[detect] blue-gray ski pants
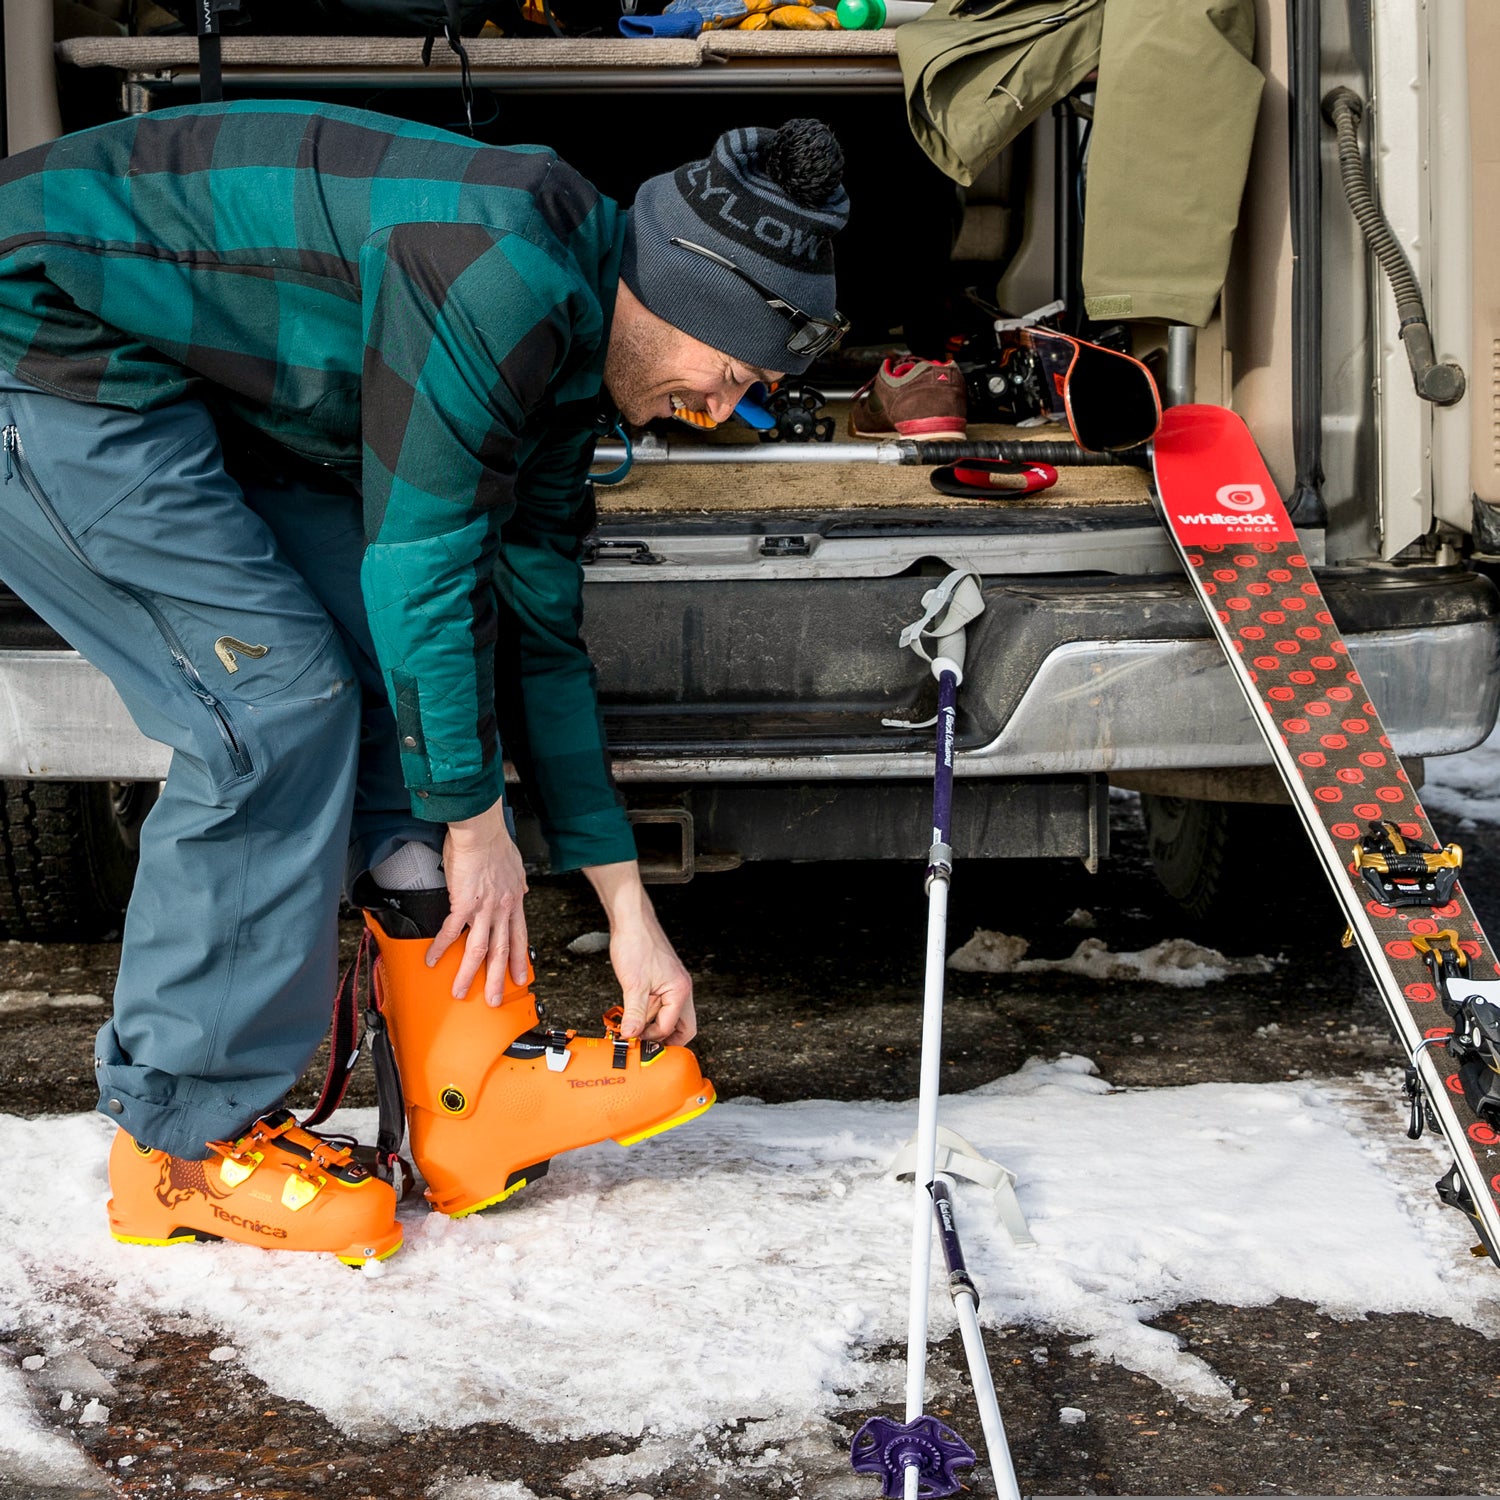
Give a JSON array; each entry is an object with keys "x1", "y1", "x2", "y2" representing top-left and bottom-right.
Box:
[{"x1": 0, "y1": 369, "x2": 438, "y2": 1159}]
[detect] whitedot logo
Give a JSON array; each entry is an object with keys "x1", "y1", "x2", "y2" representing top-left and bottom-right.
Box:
[{"x1": 1216, "y1": 482, "x2": 1266, "y2": 512}]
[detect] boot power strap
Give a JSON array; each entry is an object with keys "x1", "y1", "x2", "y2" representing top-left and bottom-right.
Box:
[{"x1": 301, "y1": 929, "x2": 372, "y2": 1130}]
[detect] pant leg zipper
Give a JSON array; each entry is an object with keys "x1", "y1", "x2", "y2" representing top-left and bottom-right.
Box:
[{"x1": 3, "y1": 422, "x2": 253, "y2": 779}]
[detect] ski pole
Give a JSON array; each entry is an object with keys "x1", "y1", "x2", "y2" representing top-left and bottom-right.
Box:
[
  {"x1": 931, "y1": 1175, "x2": 1022, "y2": 1500},
  {"x1": 590, "y1": 435, "x2": 1134, "y2": 469},
  {"x1": 851, "y1": 571, "x2": 990, "y2": 1500},
  {"x1": 901, "y1": 659, "x2": 961, "y2": 1500}
]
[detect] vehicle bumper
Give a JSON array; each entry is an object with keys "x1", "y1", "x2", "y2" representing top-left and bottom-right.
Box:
[{"x1": 0, "y1": 564, "x2": 1493, "y2": 784}]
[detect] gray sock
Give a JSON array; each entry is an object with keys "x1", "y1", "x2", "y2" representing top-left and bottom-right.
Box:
[{"x1": 371, "y1": 842, "x2": 444, "y2": 891}]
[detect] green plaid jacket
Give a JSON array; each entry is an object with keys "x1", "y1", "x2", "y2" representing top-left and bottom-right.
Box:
[{"x1": 0, "y1": 100, "x2": 636, "y2": 869}]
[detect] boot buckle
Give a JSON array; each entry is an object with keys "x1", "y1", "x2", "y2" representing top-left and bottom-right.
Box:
[
  {"x1": 216, "y1": 1150, "x2": 263, "y2": 1187},
  {"x1": 281, "y1": 1172, "x2": 324, "y2": 1211}
]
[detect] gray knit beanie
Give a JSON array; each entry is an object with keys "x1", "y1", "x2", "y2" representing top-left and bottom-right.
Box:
[{"x1": 622, "y1": 119, "x2": 850, "y2": 375}]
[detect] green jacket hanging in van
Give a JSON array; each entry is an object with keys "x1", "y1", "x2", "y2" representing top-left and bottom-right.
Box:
[{"x1": 897, "y1": 0, "x2": 1262, "y2": 327}]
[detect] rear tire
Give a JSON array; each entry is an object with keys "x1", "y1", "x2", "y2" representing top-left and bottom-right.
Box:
[
  {"x1": 0, "y1": 779, "x2": 157, "y2": 941},
  {"x1": 1140, "y1": 792, "x2": 1331, "y2": 939}
]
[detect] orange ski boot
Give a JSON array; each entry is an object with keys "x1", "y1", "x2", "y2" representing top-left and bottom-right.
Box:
[
  {"x1": 360, "y1": 892, "x2": 715, "y2": 1218},
  {"x1": 107, "y1": 1110, "x2": 403, "y2": 1265}
]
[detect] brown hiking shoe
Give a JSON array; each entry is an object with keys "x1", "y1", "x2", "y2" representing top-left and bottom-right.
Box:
[{"x1": 848, "y1": 358, "x2": 967, "y2": 442}]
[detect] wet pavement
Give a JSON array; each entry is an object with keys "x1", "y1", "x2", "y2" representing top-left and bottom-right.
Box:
[{"x1": 2, "y1": 796, "x2": 1498, "y2": 1498}]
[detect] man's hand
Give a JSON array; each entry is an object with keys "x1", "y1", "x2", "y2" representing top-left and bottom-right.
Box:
[
  {"x1": 584, "y1": 860, "x2": 696, "y2": 1045},
  {"x1": 428, "y1": 799, "x2": 530, "y2": 1004}
]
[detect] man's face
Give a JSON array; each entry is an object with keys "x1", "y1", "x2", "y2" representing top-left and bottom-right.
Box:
[{"x1": 605, "y1": 283, "x2": 784, "y2": 428}]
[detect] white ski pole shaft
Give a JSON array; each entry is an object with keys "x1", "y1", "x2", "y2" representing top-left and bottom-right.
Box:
[
  {"x1": 903, "y1": 666, "x2": 961, "y2": 1500},
  {"x1": 932, "y1": 1175, "x2": 1022, "y2": 1500},
  {"x1": 954, "y1": 1293, "x2": 1021, "y2": 1500},
  {"x1": 904, "y1": 872, "x2": 949, "y2": 1411}
]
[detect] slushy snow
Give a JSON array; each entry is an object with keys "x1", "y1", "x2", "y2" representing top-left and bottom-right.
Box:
[
  {"x1": 2, "y1": 722, "x2": 1498, "y2": 1487},
  {"x1": 2, "y1": 1056, "x2": 1497, "y2": 1473},
  {"x1": 946, "y1": 931, "x2": 1275, "y2": 984}
]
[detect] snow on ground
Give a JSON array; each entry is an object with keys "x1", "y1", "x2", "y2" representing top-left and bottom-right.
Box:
[
  {"x1": 1423, "y1": 713, "x2": 1500, "y2": 829},
  {"x1": 946, "y1": 932, "x2": 1275, "y2": 984},
  {"x1": 5, "y1": 691, "x2": 1498, "y2": 1487},
  {"x1": 2, "y1": 1057, "x2": 1497, "y2": 1475},
  {"x1": 428, "y1": 1481, "x2": 546, "y2": 1500},
  {"x1": 0, "y1": 1350, "x2": 103, "y2": 1491}
]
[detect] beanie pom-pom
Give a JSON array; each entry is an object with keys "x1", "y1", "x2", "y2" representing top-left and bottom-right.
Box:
[{"x1": 763, "y1": 119, "x2": 845, "y2": 209}]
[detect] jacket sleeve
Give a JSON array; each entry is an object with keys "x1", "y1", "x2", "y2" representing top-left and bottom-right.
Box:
[
  {"x1": 357, "y1": 218, "x2": 579, "y2": 824},
  {"x1": 494, "y1": 424, "x2": 638, "y2": 871}
]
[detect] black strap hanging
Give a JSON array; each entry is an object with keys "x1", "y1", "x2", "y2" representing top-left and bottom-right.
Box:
[
  {"x1": 195, "y1": 0, "x2": 245, "y2": 103},
  {"x1": 300, "y1": 923, "x2": 418, "y2": 1198},
  {"x1": 420, "y1": 0, "x2": 478, "y2": 134},
  {"x1": 365, "y1": 1001, "x2": 414, "y2": 1190},
  {"x1": 301, "y1": 927, "x2": 371, "y2": 1128}
]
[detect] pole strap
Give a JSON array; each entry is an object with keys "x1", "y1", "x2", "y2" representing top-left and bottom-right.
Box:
[
  {"x1": 897, "y1": 569, "x2": 986, "y2": 669},
  {"x1": 890, "y1": 1126, "x2": 1035, "y2": 1249},
  {"x1": 882, "y1": 569, "x2": 986, "y2": 729},
  {"x1": 300, "y1": 928, "x2": 371, "y2": 1129}
]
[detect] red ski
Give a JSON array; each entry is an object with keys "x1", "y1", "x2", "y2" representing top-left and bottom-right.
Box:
[{"x1": 1153, "y1": 403, "x2": 1500, "y2": 1264}]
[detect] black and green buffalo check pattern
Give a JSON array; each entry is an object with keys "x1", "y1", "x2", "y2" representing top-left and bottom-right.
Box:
[{"x1": 0, "y1": 100, "x2": 635, "y2": 866}]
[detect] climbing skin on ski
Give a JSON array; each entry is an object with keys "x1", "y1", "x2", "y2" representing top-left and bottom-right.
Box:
[{"x1": 1152, "y1": 403, "x2": 1500, "y2": 1264}]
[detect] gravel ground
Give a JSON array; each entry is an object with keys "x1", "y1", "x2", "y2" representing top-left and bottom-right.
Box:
[{"x1": 2, "y1": 798, "x2": 1498, "y2": 1498}]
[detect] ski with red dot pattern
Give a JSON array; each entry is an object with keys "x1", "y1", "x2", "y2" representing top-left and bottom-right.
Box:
[{"x1": 1154, "y1": 403, "x2": 1500, "y2": 1265}]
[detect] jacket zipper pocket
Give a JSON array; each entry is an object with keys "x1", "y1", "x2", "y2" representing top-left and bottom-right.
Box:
[{"x1": 3, "y1": 423, "x2": 254, "y2": 780}]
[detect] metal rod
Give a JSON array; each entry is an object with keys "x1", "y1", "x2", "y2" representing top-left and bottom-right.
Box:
[
  {"x1": 591, "y1": 436, "x2": 1133, "y2": 468},
  {"x1": 1164, "y1": 326, "x2": 1197, "y2": 408},
  {"x1": 903, "y1": 667, "x2": 959, "y2": 1497},
  {"x1": 1286, "y1": 0, "x2": 1327, "y2": 523},
  {"x1": 127, "y1": 63, "x2": 902, "y2": 96},
  {"x1": 1052, "y1": 102, "x2": 1082, "y2": 332},
  {"x1": 931, "y1": 1176, "x2": 1023, "y2": 1500},
  {"x1": 600, "y1": 438, "x2": 906, "y2": 465},
  {"x1": 1, "y1": 0, "x2": 9, "y2": 161},
  {"x1": 2, "y1": 0, "x2": 60, "y2": 150}
]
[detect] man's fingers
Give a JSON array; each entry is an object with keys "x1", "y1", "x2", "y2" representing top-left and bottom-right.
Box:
[
  {"x1": 433, "y1": 806, "x2": 529, "y2": 1002},
  {"x1": 660, "y1": 1017, "x2": 695, "y2": 1047},
  {"x1": 643, "y1": 995, "x2": 696, "y2": 1045},
  {"x1": 482, "y1": 909, "x2": 520, "y2": 1007},
  {"x1": 640, "y1": 995, "x2": 677, "y2": 1043},
  {"x1": 507, "y1": 906, "x2": 530, "y2": 988},
  {"x1": 477, "y1": 895, "x2": 523, "y2": 1005},
  {"x1": 425, "y1": 910, "x2": 469, "y2": 970},
  {"x1": 619, "y1": 986, "x2": 651, "y2": 1038},
  {"x1": 482, "y1": 926, "x2": 510, "y2": 1006},
  {"x1": 453, "y1": 920, "x2": 490, "y2": 1000},
  {"x1": 431, "y1": 906, "x2": 522, "y2": 1006}
]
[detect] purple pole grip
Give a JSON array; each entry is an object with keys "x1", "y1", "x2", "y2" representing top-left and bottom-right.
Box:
[{"x1": 930, "y1": 667, "x2": 959, "y2": 855}]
